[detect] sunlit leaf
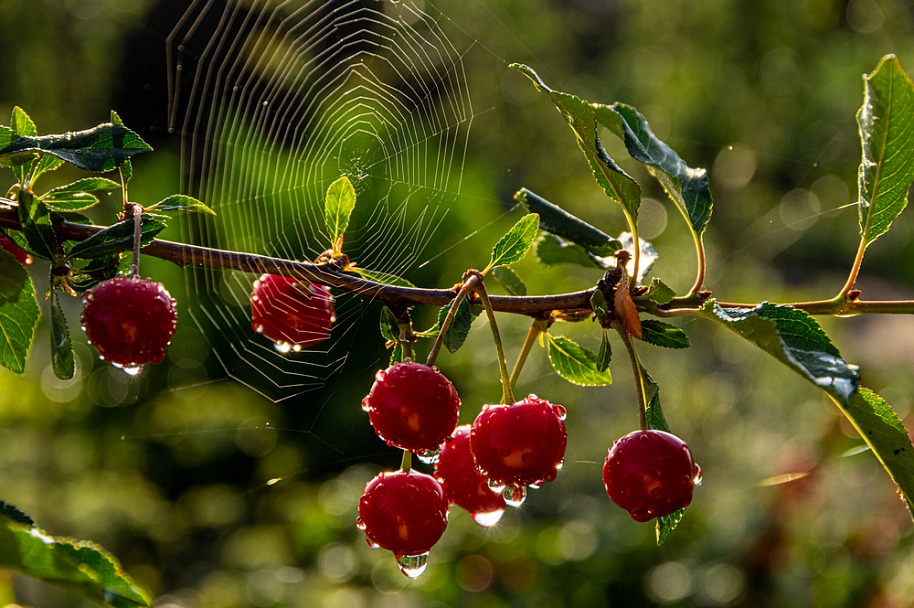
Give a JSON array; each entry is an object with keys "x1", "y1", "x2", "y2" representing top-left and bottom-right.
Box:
[
  {"x1": 347, "y1": 267, "x2": 415, "y2": 288},
  {"x1": 486, "y1": 213, "x2": 539, "y2": 271},
  {"x1": 515, "y1": 188, "x2": 620, "y2": 255},
  {"x1": 641, "y1": 278, "x2": 676, "y2": 306},
  {"x1": 0, "y1": 123, "x2": 152, "y2": 172},
  {"x1": 146, "y1": 193, "x2": 215, "y2": 215},
  {"x1": 50, "y1": 291, "x2": 74, "y2": 380},
  {"x1": 491, "y1": 265, "x2": 527, "y2": 296},
  {"x1": 546, "y1": 334, "x2": 612, "y2": 386},
  {"x1": 0, "y1": 247, "x2": 40, "y2": 374},
  {"x1": 535, "y1": 233, "x2": 604, "y2": 268},
  {"x1": 324, "y1": 176, "x2": 356, "y2": 251},
  {"x1": 640, "y1": 320, "x2": 690, "y2": 349},
  {"x1": 856, "y1": 55, "x2": 914, "y2": 246},
  {"x1": 66, "y1": 215, "x2": 166, "y2": 260},
  {"x1": 597, "y1": 329, "x2": 611, "y2": 371},
  {"x1": 17, "y1": 190, "x2": 56, "y2": 259},
  {"x1": 437, "y1": 298, "x2": 478, "y2": 354}
]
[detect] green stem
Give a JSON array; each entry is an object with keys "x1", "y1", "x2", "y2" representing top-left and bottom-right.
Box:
[
  {"x1": 473, "y1": 273, "x2": 514, "y2": 405},
  {"x1": 616, "y1": 322, "x2": 648, "y2": 430},
  {"x1": 509, "y1": 318, "x2": 548, "y2": 390},
  {"x1": 621, "y1": 208, "x2": 641, "y2": 284},
  {"x1": 129, "y1": 203, "x2": 142, "y2": 277},
  {"x1": 426, "y1": 274, "x2": 479, "y2": 367},
  {"x1": 400, "y1": 450, "x2": 412, "y2": 473},
  {"x1": 833, "y1": 236, "x2": 868, "y2": 304}
]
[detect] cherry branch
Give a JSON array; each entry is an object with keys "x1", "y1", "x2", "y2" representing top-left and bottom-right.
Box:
[{"x1": 4, "y1": 204, "x2": 914, "y2": 318}]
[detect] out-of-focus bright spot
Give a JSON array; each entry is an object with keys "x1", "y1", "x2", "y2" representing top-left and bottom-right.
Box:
[
  {"x1": 371, "y1": 559, "x2": 410, "y2": 594},
  {"x1": 41, "y1": 364, "x2": 82, "y2": 403},
  {"x1": 779, "y1": 189, "x2": 820, "y2": 231},
  {"x1": 700, "y1": 563, "x2": 745, "y2": 605},
  {"x1": 847, "y1": 0, "x2": 884, "y2": 33},
  {"x1": 758, "y1": 471, "x2": 811, "y2": 487},
  {"x1": 646, "y1": 561, "x2": 692, "y2": 603},
  {"x1": 235, "y1": 417, "x2": 277, "y2": 457},
  {"x1": 638, "y1": 197, "x2": 668, "y2": 241},
  {"x1": 266, "y1": 477, "x2": 282, "y2": 486},
  {"x1": 713, "y1": 145, "x2": 756, "y2": 191},
  {"x1": 324, "y1": 587, "x2": 367, "y2": 608},
  {"x1": 318, "y1": 543, "x2": 358, "y2": 581},
  {"x1": 319, "y1": 478, "x2": 357, "y2": 517},
  {"x1": 456, "y1": 554, "x2": 495, "y2": 592}
]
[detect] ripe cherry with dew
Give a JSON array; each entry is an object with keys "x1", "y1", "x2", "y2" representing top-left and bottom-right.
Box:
[
  {"x1": 435, "y1": 425, "x2": 507, "y2": 526},
  {"x1": 250, "y1": 273, "x2": 335, "y2": 353},
  {"x1": 81, "y1": 276, "x2": 178, "y2": 374},
  {"x1": 470, "y1": 394, "x2": 567, "y2": 506},
  {"x1": 603, "y1": 429, "x2": 702, "y2": 522},
  {"x1": 362, "y1": 361, "x2": 461, "y2": 457},
  {"x1": 0, "y1": 234, "x2": 32, "y2": 266},
  {"x1": 356, "y1": 469, "x2": 449, "y2": 578}
]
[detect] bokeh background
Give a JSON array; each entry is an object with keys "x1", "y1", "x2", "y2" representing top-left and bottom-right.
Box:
[{"x1": 2, "y1": 0, "x2": 914, "y2": 606}]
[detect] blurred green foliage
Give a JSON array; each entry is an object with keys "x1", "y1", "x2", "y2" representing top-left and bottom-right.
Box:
[{"x1": 2, "y1": 1, "x2": 914, "y2": 606}]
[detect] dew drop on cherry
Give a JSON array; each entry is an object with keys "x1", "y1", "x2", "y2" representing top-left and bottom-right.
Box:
[
  {"x1": 274, "y1": 341, "x2": 293, "y2": 354},
  {"x1": 115, "y1": 363, "x2": 143, "y2": 376},
  {"x1": 487, "y1": 479, "x2": 505, "y2": 494},
  {"x1": 416, "y1": 448, "x2": 440, "y2": 465},
  {"x1": 504, "y1": 485, "x2": 526, "y2": 507},
  {"x1": 397, "y1": 552, "x2": 429, "y2": 578},
  {"x1": 471, "y1": 509, "x2": 505, "y2": 527}
]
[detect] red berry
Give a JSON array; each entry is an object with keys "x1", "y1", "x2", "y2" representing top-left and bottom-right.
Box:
[
  {"x1": 602, "y1": 430, "x2": 701, "y2": 522},
  {"x1": 250, "y1": 274, "x2": 334, "y2": 352},
  {"x1": 356, "y1": 469, "x2": 449, "y2": 577},
  {"x1": 470, "y1": 395, "x2": 567, "y2": 504},
  {"x1": 81, "y1": 276, "x2": 178, "y2": 371},
  {"x1": 361, "y1": 362, "x2": 460, "y2": 454},
  {"x1": 0, "y1": 234, "x2": 31, "y2": 266},
  {"x1": 434, "y1": 425, "x2": 506, "y2": 526}
]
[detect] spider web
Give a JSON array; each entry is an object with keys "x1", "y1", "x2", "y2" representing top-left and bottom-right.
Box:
[{"x1": 166, "y1": 0, "x2": 475, "y2": 402}]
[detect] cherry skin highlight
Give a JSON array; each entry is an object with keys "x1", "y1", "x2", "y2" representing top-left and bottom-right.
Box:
[
  {"x1": 81, "y1": 276, "x2": 178, "y2": 369},
  {"x1": 356, "y1": 469, "x2": 449, "y2": 559},
  {"x1": 250, "y1": 273, "x2": 334, "y2": 351},
  {"x1": 362, "y1": 361, "x2": 460, "y2": 453},
  {"x1": 470, "y1": 395, "x2": 567, "y2": 490},
  {"x1": 603, "y1": 429, "x2": 701, "y2": 522},
  {"x1": 435, "y1": 425, "x2": 506, "y2": 526},
  {"x1": 0, "y1": 234, "x2": 31, "y2": 266}
]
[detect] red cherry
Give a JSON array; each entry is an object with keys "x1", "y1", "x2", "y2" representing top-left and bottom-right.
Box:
[
  {"x1": 356, "y1": 469, "x2": 449, "y2": 577},
  {"x1": 250, "y1": 273, "x2": 334, "y2": 351},
  {"x1": 434, "y1": 425, "x2": 506, "y2": 526},
  {"x1": 81, "y1": 276, "x2": 178, "y2": 371},
  {"x1": 0, "y1": 234, "x2": 32, "y2": 266},
  {"x1": 361, "y1": 362, "x2": 460, "y2": 454},
  {"x1": 470, "y1": 395, "x2": 567, "y2": 503},
  {"x1": 603, "y1": 430, "x2": 701, "y2": 522}
]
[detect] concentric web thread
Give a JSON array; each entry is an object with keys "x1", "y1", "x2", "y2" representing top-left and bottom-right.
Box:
[{"x1": 166, "y1": 0, "x2": 474, "y2": 402}]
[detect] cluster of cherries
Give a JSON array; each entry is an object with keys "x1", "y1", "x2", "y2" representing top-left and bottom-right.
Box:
[{"x1": 6, "y1": 228, "x2": 702, "y2": 578}]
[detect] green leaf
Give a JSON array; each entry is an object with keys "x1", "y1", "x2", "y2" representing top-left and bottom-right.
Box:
[
  {"x1": 535, "y1": 233, "x2": 604, "y2": 268},
  {"x1": 17, "y1": 189, "x2": 57, "y2": 259},
  {"x1": 110, "y1": 110, "x2": 125, "y2": 126},
  {"x1": 0, "y1": 247, "x2": 41, "y2": 374},
  {"x1": 590, "y1": 289, "x2": 609, "y2": 325},
  {"x1": 836, "y1": 388, "x2": 914, "y2": 516},
  {"x1": 50, "y1": 292, "x2": 74, "y2": 380},
  {"x1": 66, "y1": 216, "x2": 166, "y2": 260},
  {"x1": 641, "y1": 278, "x2": 677, "y2": 306},
  {"x1": 640, "y1": 320, "x2": 690, "y2": 349},
  {"x1": 0, "y1": 513, "x2": 151, "y2": 607},
  {"x1": 11, "y1": 107, "x2": 38, "y2": 185},
  {"x1": 856, "y1": 55, "x2": 914, "y2": 246},
  {"x1": 324, "y1": 176, "x2": 356, "y2": 248},
  {"x1": 491, "y1": 265, "x2": 527, "y2": 296},
  {"x1": 597, "y1": 329, "x2": 611, "y2": 371},
  {"x1": 32, "y1": 154, "x2": 65, "y2": 183},
  {"x1": 657, "y1": 510, "x2": 685, "y2": 545},
  {"x1": 594, "y1": 103, "x2": 713, "y2": 234},
  {"x1": 437, "y1": 299, "x2": 479, "y2": 354},
  {"x1": 67, "y1": 254, "x2": 121, "y2": 292},
  {"x1": 43, "y1": 191, "x2": 100, "y2": 212},
  {"x1": 515, "y1": 188, "x2": 621, "y2": 256},
  {"x1": 0, "y1": 123, "x2": 152, "y2": 172},
  {"x1": 146, "y1": 193, "x2": 216, "y2": 216},
  {"x1": 701, "y1": 301, "x2": 858, "y2": 404},
  {"x1": 347, "y1": 267, "x2": 415, "y2": 288},
  {"x1": 486, "y1": 213, "x2": 539, "y2": 271},
  {"x1": 379, "y1": 306, "x2": 399, "y2": 343},
  {"x1": 0, "y1": 501, "x2": 33, "y2": 526},
  {"x1": 512, "y1": 65, "x2": 642, "y2": 223},
  {"x1": 545, "y1": 334, "x2": 612, "y2": 386}
]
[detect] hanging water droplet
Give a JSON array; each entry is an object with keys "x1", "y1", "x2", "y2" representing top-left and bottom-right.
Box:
[
  {"x1": 416, "y1": 448, "x2": 440, "y2": 465},
  {"x1": 397, "y1": 552, "x2": 429, "y2": 578},
  {"x1": 504, "y1": 485, "x2": 526, "y2": 507},
  {"x1": 291, "y1": 344, "x2": 302, "y2": 352},
  {"x1": 361, "y1": 398, "x2": 372, "y2": 412},
  {"x1": 487, "y1": 479, "x2": 505, "y2": 494},
  {"x1": 375, "y1": 369, "x2": 387, "y2": 382},
  {"x1": 553, "y1": 405, "x2": 567, "y2": 420},
  {"x1": 115, "y1": 363, "x2": 143, "y2": 376},
  {"x1": 471, "y1": 509, "x2": 504, "y2": 527},
  {"x1": 528, "y1": 480, "x2": 543, "y2": 489},
  {"x1": 254, "y1": 324, "x2": 264, "y2": 333},
  {"x1": 693, "y1": 465, "x2": 703, "y2": 486},
  {"x1": 355, "y1": 517, "x2": 366, "y2": 530},
  {"x1": 274, "y1": 341, "x2": 293, "y2": 354}
]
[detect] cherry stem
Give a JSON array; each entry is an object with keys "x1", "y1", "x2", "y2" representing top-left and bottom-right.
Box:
[
  {"x1": 400, "y1": 449, "x2": 412, "y2": 473},
  {"x1": 129, "y1": 203, "x2": 142, "y2": 277},
  {"x1": 509, "y1": 318, "x2": 548, "y2": 390},
  {"x1": 616, "y1": 321, "x2": 648, "y2": 431},
  {"x1": 426, "y1": 273, "x2": 479, "y2": 367},
  {"x1": 472, "y1": 272, "x2": 514, "y2": 405}
]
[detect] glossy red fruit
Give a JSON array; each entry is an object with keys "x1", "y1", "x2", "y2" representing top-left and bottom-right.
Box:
[
  {"x1": 0, "y1": 234, "x2": 31, "y2": 266},
  {"x1": 356, "y1": 469, "x2": 449, "y2": 577},
  {"x1": 250, "y1": 273, "x2": 334, "y2": 352},
  {"x1": 435, "y1": 425, "x2": 506, "y2": 526},
  {"x1": 362, "y1": 362, "x2": 460, "y2": 453},
  {"x1": 81, "y1": 276, "x2": 178, "y2": 371},
  {"x1": 603, "y1": 429, "x2": 701, "y2": 522},
  {"x1": 470, "y1": 395, "x2": 567, "y2": 498}
]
